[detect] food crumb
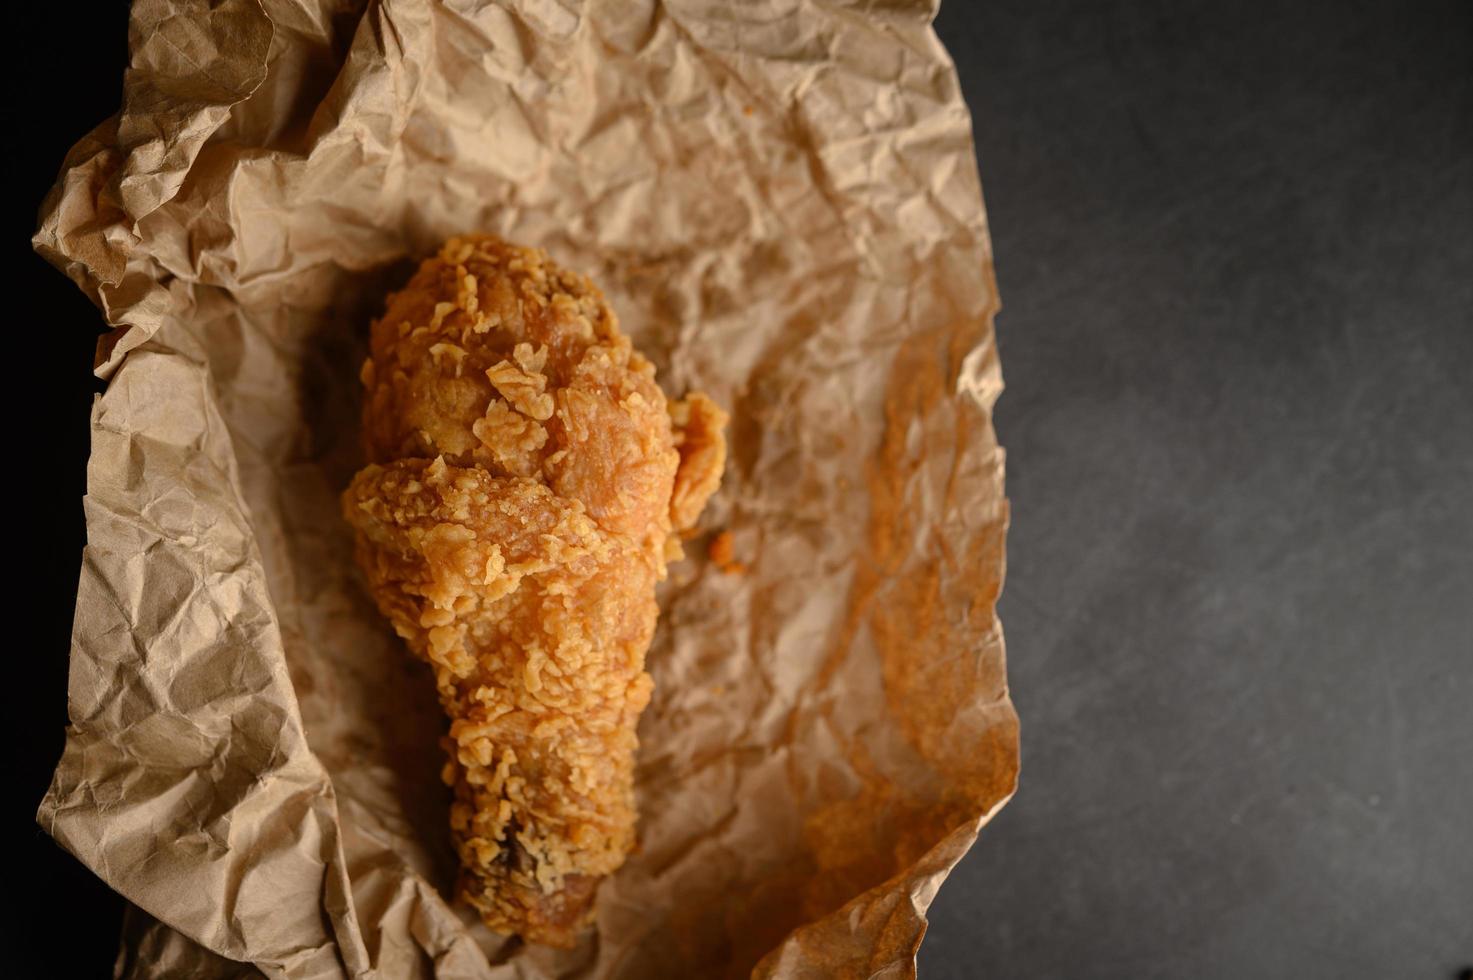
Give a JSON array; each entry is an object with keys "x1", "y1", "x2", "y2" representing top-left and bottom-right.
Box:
[{"x1": 708, "y1": 530, "x2": 746, "y2": 575}]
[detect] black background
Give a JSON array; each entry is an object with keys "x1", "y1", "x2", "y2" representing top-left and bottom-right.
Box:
[{"x1": 6, "y1": 1, "x2": 1470, "y2": 977}]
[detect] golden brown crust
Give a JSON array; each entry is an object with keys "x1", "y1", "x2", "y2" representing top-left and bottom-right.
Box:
[
  {"x1": 669, "y1": 392, "x2": 730, "y2": 534},
  {"x1": 343, "y1": 236, "x2": 725, "y2": 947}
]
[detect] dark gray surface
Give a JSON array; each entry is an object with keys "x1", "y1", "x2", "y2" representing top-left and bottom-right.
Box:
[
  {"x1": 922, "y1": 2, "x2": 1472, "y2": 978},
  {"x1": 8, "y1": 2, "x2": 1470, "y2": 977}
]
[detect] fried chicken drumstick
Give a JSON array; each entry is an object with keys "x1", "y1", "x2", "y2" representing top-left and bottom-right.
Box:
[{"x1": 342, "y1": 236, "x2": 726, "y2": 947}]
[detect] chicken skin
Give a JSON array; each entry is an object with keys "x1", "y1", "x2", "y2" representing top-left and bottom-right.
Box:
[{"x1": 342, "y1": 236, "x2": 726, "y2": 946}]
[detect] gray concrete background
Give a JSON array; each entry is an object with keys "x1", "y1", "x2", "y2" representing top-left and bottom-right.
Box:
[{"x1": 921, "y1": 2, "x2": 1472, "y2": 977}]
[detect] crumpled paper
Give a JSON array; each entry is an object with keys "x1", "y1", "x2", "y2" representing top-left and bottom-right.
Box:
[{"x1": 34, "y1": 0, "x2": 1018, "y2": 976}]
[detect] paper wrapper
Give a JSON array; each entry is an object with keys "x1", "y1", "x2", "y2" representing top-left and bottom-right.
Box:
[{"x1": 35, "y1": 0, "x2": 1017, "y2": 976}]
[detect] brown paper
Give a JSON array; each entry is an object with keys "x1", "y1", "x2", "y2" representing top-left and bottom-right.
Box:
[{"x1": 35, "y1": 0, "x2": 1018, "y2": 976}]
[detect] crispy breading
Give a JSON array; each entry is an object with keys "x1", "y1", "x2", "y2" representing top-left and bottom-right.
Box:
[{"x1": 343, "y1": 236, "x2": 726, "y2": 947}]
